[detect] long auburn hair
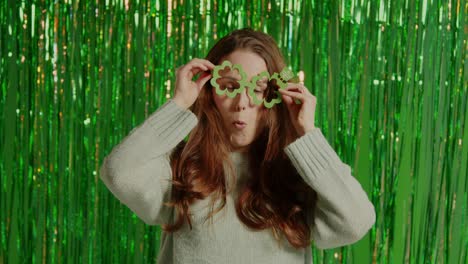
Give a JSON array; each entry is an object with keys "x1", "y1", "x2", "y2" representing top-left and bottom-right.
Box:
[{"x1": 161, "y1": 28, "x2": 318, "y2": 249}]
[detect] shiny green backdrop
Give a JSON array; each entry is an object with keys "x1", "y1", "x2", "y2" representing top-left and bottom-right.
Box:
[{"x1": 1, "y1": 0, "x2": 466, "y2": 263}]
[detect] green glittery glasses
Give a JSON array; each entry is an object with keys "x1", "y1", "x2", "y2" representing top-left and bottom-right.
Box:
[{"x1": 210, "y1": 60, "x2": 301, "y2": 108}]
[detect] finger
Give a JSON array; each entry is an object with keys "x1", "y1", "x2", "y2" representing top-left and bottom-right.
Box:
[
  {"x1": 279, "y1": 89, "x2": 305, "y2": 104},
  {"x1": 180, "y1": 62, "x2": 208, "y2": 79},
  {"x1": 283, "y1": 87, "x2": 304, "y2": 96},
  {"x1": 195, "y1": 72, "x2": 212, "y2": 88},
  {"x1": 190, "y1": 68, "x2": 207, "y2": 79},
  {"x1": 285, "y1": 83, "x2": 312, "y2": 95},
  {"x1": 281, "y1": 94, "x2": 294, "y2": 105},
  {"x1": 180, "y1": 59, "x2": 215, "y2": 79},
  {"x1": 190, "y1": 60, "x2": 216, "y2": 81},
  {"x1": 190, "y1": 58, "x2": 216, "y2": 70},
  {"x1": 278, "y1": 89, "x2": 306, "y2": 99},
  {"x1": 190, "y1": 62, "x2": 209, "y2": 74},
  {"x1": 286, "y1": 82, "x2": 304, "y2": 89}
]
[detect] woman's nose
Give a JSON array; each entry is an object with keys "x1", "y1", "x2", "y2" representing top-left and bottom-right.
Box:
[{"x1": 234, "y1": 88, "x2": 252, "y2": 109}]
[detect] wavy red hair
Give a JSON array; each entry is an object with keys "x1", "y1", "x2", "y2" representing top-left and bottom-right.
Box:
[{"x1": 161, "y1": 28, "x2": 318, "y2": 249}]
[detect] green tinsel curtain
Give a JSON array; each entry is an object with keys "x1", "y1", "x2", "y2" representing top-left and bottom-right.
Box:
[{"x1": 1, "y1": 0, "x2": 466, "y2": 263}]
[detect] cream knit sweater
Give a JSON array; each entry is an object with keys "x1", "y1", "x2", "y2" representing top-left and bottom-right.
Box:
[{"x1": 99, "y1": 99, "x2": 376, "y2": 264}]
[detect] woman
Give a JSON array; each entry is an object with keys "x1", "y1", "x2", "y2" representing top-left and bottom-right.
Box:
[{"x1": 99, "y1": 28, "x2": 375, "y2": 264}]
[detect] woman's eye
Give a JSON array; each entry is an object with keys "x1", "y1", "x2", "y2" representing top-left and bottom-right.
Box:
[
  {"x1": 254, "y1": 90, "x2": 263, "y2": 93},
  {"x1": 221, "y1": 84, "x2": 236, "y2": 91}
]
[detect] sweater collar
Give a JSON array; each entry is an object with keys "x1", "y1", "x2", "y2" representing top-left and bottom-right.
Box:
[
  {"x1": 229, "y1": 151, "x2": 249, "y2": 166},
  {"x1": 226, "y1": 152, "x2": 250, "y2": 192}
]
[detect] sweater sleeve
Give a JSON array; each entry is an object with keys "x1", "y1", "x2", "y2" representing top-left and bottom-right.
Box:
[
  {"x1": 283, "y1": 127, "x2": 376, "y2": 249},
  {"x1": 99, "y1": 99, "x2": 198, "y2": 225}
]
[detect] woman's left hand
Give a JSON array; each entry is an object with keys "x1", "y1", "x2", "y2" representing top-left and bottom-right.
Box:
[{"x1": 278, "y1": 83, "x2": 317, "y2": 137}]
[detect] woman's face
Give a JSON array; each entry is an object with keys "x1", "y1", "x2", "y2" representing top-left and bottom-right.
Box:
[{"x1": 212, "y1": 49, "x2": 267, "y2": 153}]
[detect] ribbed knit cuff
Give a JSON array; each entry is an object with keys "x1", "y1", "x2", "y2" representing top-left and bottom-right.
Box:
[
  {"x1": 284, "y1": 128, "x2": 343, "y2": 184},
  {"x1": 146, "y1": 99, "x2": 198, "y2": 147}
]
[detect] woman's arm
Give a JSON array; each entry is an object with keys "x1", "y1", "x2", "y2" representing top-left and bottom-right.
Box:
[
  {"x1": 284, "y1": 128, "x2": 376, "y2": 249},
  {"x1": 99, "y1": 99, "x2": 198, "y2": 225}
]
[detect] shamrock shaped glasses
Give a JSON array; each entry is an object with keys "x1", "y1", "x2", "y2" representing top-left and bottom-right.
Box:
[{"x1": 210, "y1": 60, "x2": 299, "y2": 108}]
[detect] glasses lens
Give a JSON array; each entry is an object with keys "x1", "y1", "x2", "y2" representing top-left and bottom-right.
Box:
[{"x1": 215, "y1": 66, "x2": 242, "y2": 92}]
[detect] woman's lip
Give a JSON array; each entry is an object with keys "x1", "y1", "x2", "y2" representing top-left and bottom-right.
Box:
[{"x1": 233, "y1": 122, "x2": 247, "y2": 129}]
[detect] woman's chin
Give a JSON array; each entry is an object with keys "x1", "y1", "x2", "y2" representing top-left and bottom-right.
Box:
[{"x1": 229, "y1": 138, "x2": 252, "y2": 152}]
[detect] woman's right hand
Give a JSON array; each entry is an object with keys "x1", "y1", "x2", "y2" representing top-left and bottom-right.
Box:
[{"x1": 173, "y1": 58, "x2": 215, "y2": 109}]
